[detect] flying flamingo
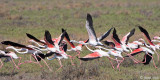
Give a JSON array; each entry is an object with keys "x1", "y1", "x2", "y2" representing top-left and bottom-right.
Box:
[
  {"x1": 0, "y1": 50, "x2": 21, "y2": 69},
  {"x1": 1, "y1": 41, "x2": 52, "y2": 71},
  {"x1": 72, "y1": 13, "x2": 113, "y2": 47},
  {"x1": 79, "y1": 44, "x2": 124, "y2": 71},
  {"x1": 44, "y1": 30, "x2": 75, "y2": 71},
  {"x1": 138, "y1": 26, "x2": 159, "y2": 61},
  {"x1": 125, "y1": 47, "x2": 157, "y2": 68},
  {"x1": 26, "y1": 33, "x2": 47, "y2": 49},
  {"x1": 111, "y1": 28, "x2": 146, "y2": 64}
]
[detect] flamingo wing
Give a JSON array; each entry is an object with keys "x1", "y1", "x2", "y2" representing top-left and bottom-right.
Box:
[
  {"x1": 26, "y1": 33, "x2": 46, "y2": 45},
  {"x1": 98, "y1": 27, "x2": 113, "y2": 41},
  {"x1": 44, "y1": 30, "x2": 54, "y2": 45},
  {"x1": 79, "y1": 52, "x2": 100, "y2": 61},
  {"x1": 121, "y1": 28, "x2": 135, "y2": 45},
  {"x1": 62, "y1": 28, "x2": 75, "y2": 48},
  {"x1": 125, "y1": 48, "x2": 143, "y2": 57},
  {"x1": 112, "y1": 28, "x2": 121, "y2": 47},
  {"x1": 142, "y1": 53, "x2": 152, "y2": 65},
  {"x1": 138, "y1": 26, "x2": 154, "y2": 46},
  {"x1": 86, "y1": 13, "x2": 98, "y2": 43},
  {"x1": 56, "y1": 31, "x2": 66, "y2": 45},
  {"x1": 1, "y1": 41, "x2": 32, "y2": 50},
  {"x1": 102, "y1": 41, "x2": 115, "y2": 47}
]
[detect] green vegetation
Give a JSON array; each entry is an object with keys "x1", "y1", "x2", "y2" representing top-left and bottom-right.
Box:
[{"x1": 0, "y1": 0, "x2": 160, "y2": 80}]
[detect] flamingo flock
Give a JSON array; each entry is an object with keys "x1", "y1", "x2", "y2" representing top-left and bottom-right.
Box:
[{"x1": 0, "y1": 13, "x2": 160, "y2": 71}]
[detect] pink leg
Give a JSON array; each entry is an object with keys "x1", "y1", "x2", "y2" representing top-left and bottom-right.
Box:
[
  {"x1": 32, "y1": 55, "x2": 43, "y2": 67},
  {"x1": 9, "y1": 56, "x2": 20, "y2": 69},
  {"x1": 147, "y1": 53, "x2": 158, "y2": 69},
  {"x1": 155, "y1": 51, "x2": 159, "y2": 62},
  {"x1": 37, "y1": 56, "x2": 52, "y2": 71},
  {"x1": 125, "y1": 52, "x2": 145, "y2": 63},
  {"x1": 108, "y1": 58, "x2": 115, "y2": 69},
  {"x1": 18, "y1": 57, "x2": 25, "y2": 65},
  {"x1": 24, "y1": 55, "x2": 34, "y2": 63},
  {"x1": 68, "y1": 55, "x2": 75, "y2": 65},
  {"x1": 57, "y1": 59, "x2": 63, "y2": 71},
  {"x1": 117, "y1": 58, "x2": 124, "y2": 71},
  {"x1": 0, "y1": 59, "x2": 3, "y2": 69},
  {"x1": 76, "y1": 51, "x2": 82, "y2": 64}
]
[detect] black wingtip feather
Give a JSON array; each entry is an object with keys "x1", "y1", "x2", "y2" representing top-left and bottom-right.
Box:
[
  {"x1": 138, "y1": 26, "x2": 152, "y2": 41},
  {"x1": 1, "y1": 41, "x2": 27, "y2": 48},
  {"x1": 112, "y1": 28, "x2": 121, "y2": 44},
  {"x1": 142, "y1": 53, "x2": 152, "y2": 65},
  {"x1": 79, "y1": 57, "x2": 100, "y2": 61},
  {"x1": 45, "y1": 30, "x2": 54, "y2": 45},
  {"x1": 87, "y1": 13, "x2": 93, "y2": 27}
]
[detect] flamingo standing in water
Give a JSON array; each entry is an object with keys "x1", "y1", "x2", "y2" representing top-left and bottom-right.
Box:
[
  {"x1": 0, "y1": 50, "x2": 21, "y2": 69},
  {"x1": 1, "y1": 41, "x2": 52, "y2": 71}
]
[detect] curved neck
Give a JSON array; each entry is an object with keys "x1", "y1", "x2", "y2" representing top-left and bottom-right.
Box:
[
  {"x1": 84, "y1": 44, "x2": 94, "y2": 52},
  {"x1": 9, "y1": 47, "x2": 28, "y2": 54},
  {"x1": 31, "y1": 40, "x2": 46, "y2": 48}
]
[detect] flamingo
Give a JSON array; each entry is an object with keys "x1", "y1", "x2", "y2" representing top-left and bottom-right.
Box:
[
  {"x1": 72, "y1": 14, "x2": 113, "y2": 47},
  {"x1": 1, "y1": 41, "x2": 52, "y2": 71},
  {"x1": 125, "y1": 47, "x2": 157, "y2": 68},
  {"x1": 0, "y1": 50, "x2": 21, "y2": 69},
  {"x1": 138, "y1": 26, "x2": 159, "y2": 61},
  {"x1": 79, "y1": 44, "x2": 124, "y2": 71},
  {"x1": 111, "y1": 28, "x2": 146, "y2": 64},
  {"x1": 44, "y1": 30, "x2": 75, "y2": 71}
]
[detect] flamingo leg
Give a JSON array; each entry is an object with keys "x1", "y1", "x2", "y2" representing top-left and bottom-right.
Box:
[
  {"x1": 24, "y1": 55, "x2": 34, "y2": 63},
  {"x1": 108, "y1": 58, "x2": 115, "y2": 69},
  {"x1": 146, "y1": 53, "x2": 158, "y2": 69},
  {"x1": 32, "y1": 55, "x2": 43, "y2": 67},
  {"x1": 75, "y1": 51, "x2": 82, "y2": 64},
  {"x1": 68, "y1": 55, "x2": 75, "y2": 65},
  {"x1": 17, "y1": 57, "x2": 24, "y2": 65},
  {"x1": 9, "y1": 56, "x2": 20, "y2": 69},
  {"x1": 117, "y1": 58, "x2": 124, "y2": 71},
  {"x1": 0, "y1": 59, "x2": 3, "y2": 69},
  {"x1": 124, "y1": 52, "x2": 139, "y2": 63},
  {"x1": 125, "y1": 52, "x2": 146, "y2": 63},
  {"x1": 154, "y1": 50, "x2": 159, "y2": 62},
  {"x1": 37, "y1": 55, "x2": 52, "y2": 71},
  {"x1": 57, "y1": 59, "x2": 63, "y2": 71}
]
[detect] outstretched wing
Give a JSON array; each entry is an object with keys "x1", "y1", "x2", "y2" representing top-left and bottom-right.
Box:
[
  {"x1": 79, "y1": 52, "x2": 100, "y2": 61},
  {"x1": 138, "y1": 26, "x2": 154, "y2": 46},
  {"x1": 44, "y1": 30, "x2": 54, "y2": 48},
  {"x1": 98, "y1": 27, "x2": 113, "y2": 41},
  {"x1": 57, "y1": 31, "x2": 66, "y2": 45},
  {"x1": 26, "y1": 33, "x2": 46, "y2": 45},
  {"x1": 86, "y1": 13, "x2": 98, "y2": 43},
  {"x1": 1, "y1": 41, "x2": 32, "y2": 50},
  {"x1": 62, "y1": 28, "x2": 75, "y2": 48},
  {"x1": 142, "y1": 53, "x2": 152, "y2": 65},
  {"x1": 112, "y1": 28, "x2": 121, "y2": 47},
  {"x1": 125, "y1": 48, "x2": 143, "y2": 57},
  {"x1": 121, "y1": 28, "x2": 135, "y2": 45}
]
